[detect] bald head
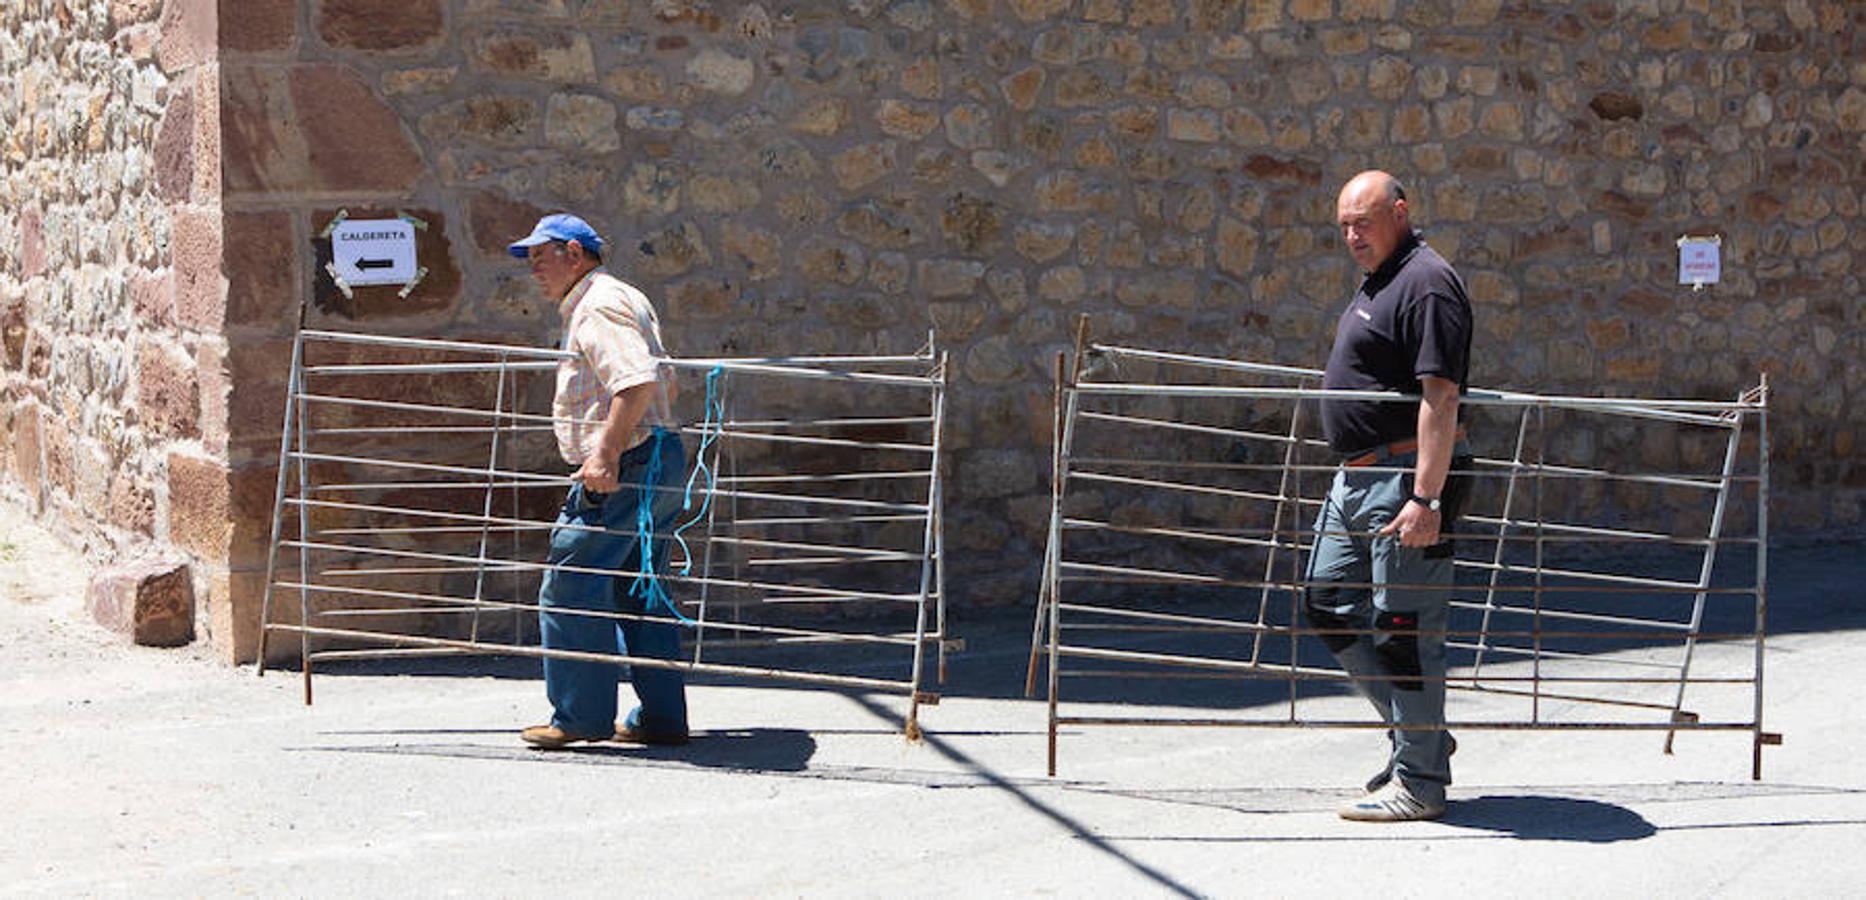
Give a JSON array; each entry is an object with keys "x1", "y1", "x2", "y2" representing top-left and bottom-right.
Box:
[{"x1": 1336, "y1": 170, "x2": 1412, "y2": 272}]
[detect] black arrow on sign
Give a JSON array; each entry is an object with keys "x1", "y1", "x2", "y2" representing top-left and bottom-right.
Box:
[{"x1": 355, "y1": 258, "x2": 396, "y2": 270}]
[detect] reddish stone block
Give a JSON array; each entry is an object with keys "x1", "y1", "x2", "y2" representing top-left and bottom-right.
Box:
[
  {"x1": 20, "y1": 209, "x2": 44, "y2": 280},
  {"x1": 10, "y1": 405, "x2": 40, "y2": 491},
  {"x1": 290, "y1": 66, "x2": 425, "y2": 192},
  {"x1": 172, "y1": 206, "x2": 224, "y2": 331},
  {"x1": 466, "y1": 190, "x2": 547, "y2": 257},
  {"x1": 131, "y1": 269, "x2": 176, "y2": 328},
  {"x1": 317, "y1": 0, "x2": 444, "y2": 51},
  {"x1": 169, "y1": 451, "x2": 232, "y2": 562},
  {"x1": 224, "y1": 64, "x2": 424, "y2": 196},
  {"x1": 228, "y1": 461, "x2": 283, "y2": 570},
  {"x1": 86, "y1": 559, "x2": 196, "y2": 647},
  {"x1": 0, "y1": 300, "x2": 24, "y2": 369},
  {"x1": 139, "y1": 341, "x2": 202, "y2": 438},
  {"x1": 41, "y1": 416, "x2": 74, "y2": 497},
  {"x1": 197, "y1": 340, "x2": 229, "y2": 457},
  {"x1": 109, "y1": 475, "x2": 157, "y2": 536},
  {"x1": 153, "y1": 84, "x2": 195, "y2": 202},
  {"x1": 224, "y1": 336, "x2": 293, "y2": 458},
  {"x1": 158, "y1": 0, "x2": 217, "y2": 74},
  {"x1": 221, "y1": 0, "x2": 296, "y2": 52},
  {"x1": 112, "y1": 0, "x2": 164, "y2": 27},
  {"x1": 224, "y1": 210, "x2": 295, "y2": 330}
]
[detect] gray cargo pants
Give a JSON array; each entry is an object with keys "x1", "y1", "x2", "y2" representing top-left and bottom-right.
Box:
[{"x1": 1302, "y1": 445, "x2": 1468, "y2": 804}]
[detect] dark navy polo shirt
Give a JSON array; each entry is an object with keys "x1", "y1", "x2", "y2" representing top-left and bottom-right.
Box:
[{"x1": 1320, "y1": 230, "x2": 1473, "y2": 454}]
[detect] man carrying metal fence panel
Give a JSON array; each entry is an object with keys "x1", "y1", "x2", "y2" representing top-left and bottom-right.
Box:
[
  {"x1": 1306, "y1": 171, "x2": 1475, "y2": 821},
  {"x1": 509, "y1": 213, "x2": 691, "y2": 749}
]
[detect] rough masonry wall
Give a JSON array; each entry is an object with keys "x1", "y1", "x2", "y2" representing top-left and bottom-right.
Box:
[
  {"x1": 0, "y1": 0, "x2": 223, "y2": 642},
  {"x1": 209, "y1": 0, "x2": 1865, "y2": 660}
]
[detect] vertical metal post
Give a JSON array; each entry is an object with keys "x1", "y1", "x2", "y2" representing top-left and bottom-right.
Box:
[
  {"x1": 1752, "y1": 375, "x2": 1770, "y2": 780},
  {"x1": 930, "y1": 353, "x2": 951, "y2": 684},
  {"x1": 1662, "y1": 398, "x2": 1745, "y2": 753},
  {"x1": 904, "y1": 358, "x2": 947, "y2": 739},
  {"x1": 255, "y1": 326, "x2": 308, "y2": 674},
  {"x1": 296, "y1": 347, "x2": 315, "y2": 706},
  {"x1": 1471, "y1": 407, "x2": 1533, "y2": 682},
  {"x1": 1026, "y1": 316, "x2": 1092, "y2": 696},
  {"x1": 1250, "y1": 378, "x2": 1309, "y2": 666},
  {"x1": 1530, "y1": 402, "x2": 1546, "y2": 723},
  {"x1": 1046, "y1": 350, "x2": 1068, "y2": 777},
  {"x1": 469, "y1": 353, "x2": 512, "y2": 642}
]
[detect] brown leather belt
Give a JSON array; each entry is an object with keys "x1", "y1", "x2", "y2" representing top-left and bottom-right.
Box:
[{"x1": 1341, "y1": 427, "x2": 1467, "y2": 468}]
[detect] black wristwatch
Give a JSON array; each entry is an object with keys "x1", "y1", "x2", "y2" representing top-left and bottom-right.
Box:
[{"x1": 1409, "y1": 493, "x2": 1441, "y2": 512}]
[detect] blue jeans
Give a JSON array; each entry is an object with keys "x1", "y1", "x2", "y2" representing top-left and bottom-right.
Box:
[
  {"x1": 1303, "y1": 446, "x2": 1468, "y2": 803},
  {"x1": 539, "y1": 433, "x2": 689, "y2": 739}
]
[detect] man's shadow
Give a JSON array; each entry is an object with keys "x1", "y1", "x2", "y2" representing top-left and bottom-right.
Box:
[
  {"x1": 316, "y1": 726, "x2": 818, "y2": 774},
  {"x1": 1441, "y1": 794, "x2": 1656, "y2": 842}
]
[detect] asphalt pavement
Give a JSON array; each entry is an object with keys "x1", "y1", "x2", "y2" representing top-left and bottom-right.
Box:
[{"x1": 3, "y1": 502, "x2": 1864, "y2": 897}]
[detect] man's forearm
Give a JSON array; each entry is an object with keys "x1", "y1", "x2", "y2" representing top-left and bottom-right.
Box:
[
  {"x1": 1413, "y1": 377, "x2": 1460, "y2": 498},
  {"x1": 592, "y1": 382, "x2": 656, "y2": 462}
]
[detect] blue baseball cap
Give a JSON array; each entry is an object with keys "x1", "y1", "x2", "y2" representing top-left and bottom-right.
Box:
[{"x1": 507, "y1": 213, "x2": 605, "y2": 258}]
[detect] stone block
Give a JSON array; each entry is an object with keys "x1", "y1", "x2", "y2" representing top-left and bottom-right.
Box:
[
  {"x1": 546, "y1": 94, "x2": 620, "y2": 152},
  {"x1": 831, "y1": 142, "x2": 897, "y2": 191},
  {"x1": 172, "y1": 207, "x2": 223, "y2": 331},
  {"x1": 687, "y1": 175, "x2": 761, "y2": 214},
  {"x1": 153, "y1": 84, "x2": 195, "y2": 201},
  {"x1": 790, "y1": 97, "x2": 851, "y2": 136},
  {"x1": 317, "y1": 0, "x2": 444, "y2": 51},
  {"x1": 1013, "y1": 221, "x2": 1076, "y2": 263},
  {"x1": 41, "y1": 417, "x2": 74, "y2": 499},
  {"x1": 139, "y1": 340, "x2": 201, "y2": 438},
  {"x1": 20, "y1": 209, "x2": 44, "y2": 280},
  {"x1": 471, "y1": 30, "x2": 595, "y2": 81},
  {"x1": 466, "y1": 191, "x2": 546, "y2": 258},
  {"x1": 686, "y1": 48, "x2": 754, "y2": 95},
  {"x1": 86, "y1": 559, "x2": 195, "y2": 647},
  {"x1": 109, "y1": 473, "x2": 157, "y2": 536},
  {"x1": 157, "y1": 0, "x2": 215, "y2": 73},
  {"x1": 11, "y1": 406, "x2": 41, "y2": 495},
  {"x1": 222, "y1": 0, "x2": 295, "y2": 52},
  {"x1": 169, "y1": 450, "x2": 232, "y2": 562},
  {"x1": 111, "y1": 0, "x2": 162, "y2": 27},
  {"x1": 131, "y1": 269, "x2": 176, "y2": 329},
  {"x1": 420, "y1": 95, "x2": 537, "y2": 147},
  {"x1": 719, "y1": 223, "x2": 782, "y2": 281},
  {"x1": 223, "y1": 211, "x2": 294, "y2": 329},
  {"x1": 628, "y1": 222, "x2": 710, "y2": 278},
  {"x1": 1000, "y1": 67, "x2": 1044, "y2": 111},
  {"x1": 876, "y1": 100, "x2": 939, "y2": 139},
  {"x1": 941, "y1": 193, "x2": 1003, "y2": 254},
  {"x1": 944, "y1": 104, "x2": 995, "y2": 149},
  {"x1": 224, "y1": 65, "x2": 426, "y2": 196},
  {"x1": 799, "y1": 238, "x2": 867, "y2": 286},
  {"x1": 919, "y1": 259, "x2": 986, "y2": 299}
]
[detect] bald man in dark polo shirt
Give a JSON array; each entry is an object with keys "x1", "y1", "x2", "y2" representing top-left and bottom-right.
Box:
[{"x1": 1306, "y1": 170, "x2": 1474, "y2": 822}]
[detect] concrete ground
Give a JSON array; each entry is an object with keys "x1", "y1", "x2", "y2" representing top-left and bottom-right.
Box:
[{"x1": 4, "y1": 501, "x2": 1865, "y2": 897}]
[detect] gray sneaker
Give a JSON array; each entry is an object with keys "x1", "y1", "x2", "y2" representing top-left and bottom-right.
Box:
[
  {"x1": 1365, "y1": 732, "x2": 1457, "y2": 794},
  {"x1": 1340, "y1": 779, "x2": 1446, "y2": 822}
]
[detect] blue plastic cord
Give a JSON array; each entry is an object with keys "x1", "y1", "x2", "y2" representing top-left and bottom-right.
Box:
[
  {"x1": 670, "y1": 365, "x2": 726, "y2": 574},
  {"x1": 627, "y1": 428, "x2": 691, "y2": 623}
]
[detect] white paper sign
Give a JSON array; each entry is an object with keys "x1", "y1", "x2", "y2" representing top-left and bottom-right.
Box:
[
  {"x1": 331, "y1": 219, "x2": 418, "y2": 287},
  {"x1": 1677, "y1": 235, "x2": 1721, "y2": 286}
]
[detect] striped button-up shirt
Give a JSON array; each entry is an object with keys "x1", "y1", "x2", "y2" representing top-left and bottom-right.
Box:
[{"x1": 552, "y1": 268, "x2": 674, "y2": 466}]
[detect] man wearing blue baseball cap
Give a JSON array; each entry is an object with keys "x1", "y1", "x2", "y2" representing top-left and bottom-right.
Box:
[{"x1": 509, "y1": 213, "x2": 692, "y2": 749}]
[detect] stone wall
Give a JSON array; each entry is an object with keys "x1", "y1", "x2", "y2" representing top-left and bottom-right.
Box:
[
  {"x1": 13, "y1": 0, "x2": 1866, "y2": 663},
  {"x1": 0, "y1": 0, "x2": 223, "y2": 643}
]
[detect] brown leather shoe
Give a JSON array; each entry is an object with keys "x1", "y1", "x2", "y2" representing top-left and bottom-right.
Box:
[
  {"x1": 520, "y1": 724, "x2": 609, "y2": 749},
  {"x1": 613, "y1": 723, "x2": 689, "y2": 746}
]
